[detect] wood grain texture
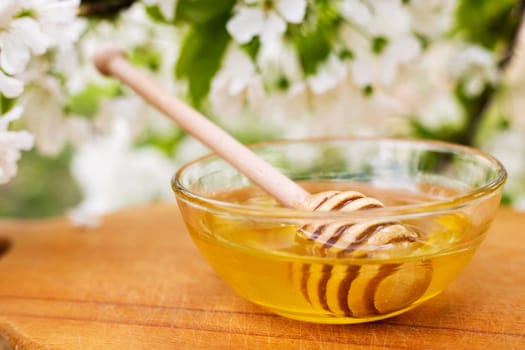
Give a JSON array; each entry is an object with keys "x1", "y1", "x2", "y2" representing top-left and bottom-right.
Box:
[{"x1": 0, "y1": 203, "x2": 523, "y2": 349}]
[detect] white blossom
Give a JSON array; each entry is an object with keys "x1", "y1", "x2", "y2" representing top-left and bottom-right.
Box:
[
  {"x1": 0, "y1": 0, "x2": 80, "y2": 99},
  {"x1": 380, "y1": 36, "x2": 422, "y2": 85},
  {"x1": 339, "y1": 4, "x2": 422, "y2": 89},
  {"x1": 256, "y1": 37, "x2": 303, "y2": 89},
  {"x1": 0, "y1": 1, "x2": 20, "y2": 26},
  {"x1": 483, "y1": 130, "x2": 525, "y2": 200},
  {"x1": 0, "y1": 1, "x2": 49, "y2": 75},
  {"x1": 306, "y1": 55, "x2": 347, "y2": 94},
  {"x1": 70, "y1": 117, "x2": 175, "y2": 227},
  {"x1": 348, "y1": 36, "x2": 421, "y2": 88},
  {"x1": 389, "y1": 42, "x2": 454, "y2": 115},
  {"x1": 0, "y1": 106, "x2": 34, "y2": 184},
  {"x1": 0, "y1": 70, "x2": 24, "y2": 98},
  {"x1": 226, "y1": 0, "x2": 306, "y2": 44},
  {"x1": 20, "y1": 60, "x2": 70, "y2": 155},
  {"x1": 64, "y1": 5, "x2": 149, "y2": 94},
  {"x1": 94, "y1": 94, "x2": 174, "y2": 142},
  {"x1": 2, "y1": 0, "x2": 523, "y2": 213},
  {"x1": 305, "y1": 81, "x2": 406, "y2": 137},
  {"x1": 210, "y1": 46, "x2": 264, "y2": 120},
  {"x1": 173, "y1": 137, "x2": 210, "y2": 167},
  {"x1": 514, "y1": 196, "x2": 525, "y2": 211},
  {"x1": 339, "y1": 0, "x2": 372, "y2": 26},
  {"x1": 27, "y1": 0, "x2": 81, "y2": 47},
  {"x1": 67, "y1": 2, "x2": 180, "y2": 95},
  {"x1": 417, "y1": 92, "x2": 464, "y2": 131},
  {"x1": 366, "y1": 0, "x2": 412, "y2": 39},
  {"x1": 211, "y1": 41, "x2": 310, "y2": 134},
  {"x1": 450, "y1": 45, "x2": 498, "y2": 96},
  {"x1": 408, "y1": 0, "x2": 457, "y2": 39}
]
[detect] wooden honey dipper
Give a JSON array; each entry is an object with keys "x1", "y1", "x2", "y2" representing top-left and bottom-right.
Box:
[{"x1": 93, "y1": 46, "x2": 418, "y2": 256}]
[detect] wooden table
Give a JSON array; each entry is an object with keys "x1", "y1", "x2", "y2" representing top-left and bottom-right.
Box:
[{"x1": 0, "y1": 203, "x2": 523, "y2": 349}]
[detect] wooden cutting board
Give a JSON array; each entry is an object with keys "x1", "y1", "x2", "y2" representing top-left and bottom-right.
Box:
[{"x1": 0, "y1": 203, "x2": 524, "y2": 349}]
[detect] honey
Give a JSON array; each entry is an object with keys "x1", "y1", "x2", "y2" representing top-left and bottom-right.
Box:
[{"x1": 177, "y1": 182, "x2": 484, "y2": 324}]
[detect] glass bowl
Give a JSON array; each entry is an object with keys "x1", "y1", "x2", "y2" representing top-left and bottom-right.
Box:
[{"x1": 171, "y1": 138, "x2": 506, "y2": 324}]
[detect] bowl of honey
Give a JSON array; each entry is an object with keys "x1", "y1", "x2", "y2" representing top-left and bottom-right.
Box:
[{"x1": 172, "y1": 138, "x2": 506, "y2": 324}]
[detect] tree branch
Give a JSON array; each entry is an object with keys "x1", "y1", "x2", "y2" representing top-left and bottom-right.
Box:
[{"x1": 459, "y1": 0, "x2": 525, "y2": 146}]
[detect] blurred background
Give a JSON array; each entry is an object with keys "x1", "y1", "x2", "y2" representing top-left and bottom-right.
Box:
[{"x1": 1, "y1": 0, "x2": 525, "y2": 221}]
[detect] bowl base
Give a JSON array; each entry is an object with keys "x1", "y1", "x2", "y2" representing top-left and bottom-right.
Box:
[{"x1": 260, "y1": 304, "x2": 419, "y2": 324}]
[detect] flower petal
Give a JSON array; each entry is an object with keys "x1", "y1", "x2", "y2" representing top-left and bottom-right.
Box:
[
  {"x1": 380, "y1": 36, "x2": 421, "y2": 85},
  {"x1": 12, "y1": 17, "x2": 50, "y2": 55},
  {"x1": 259, "y1": 11, "x2": 286, "y2": 44},
  {"x1": 31, "y1": 0, "x2": 82, "y2": 46},
  {"x1": 276, "y1": 0, "x2": 307, "y2": 23},
  {"x1": 0, "y1": 32, "x2": 31, "y2": 74},
  {"x1": 307, "y1": 55, "x2": 347, "y2": 94},
  {"x1": 2, "y1": 130, "x2": 34, "y2": 150},
  {"x1": 0, "y1": 1, "x2": 21, "y2": 26},
  {"x1": 226, "y1": 7, "x2": 264, "y2": 44},
  {"x1": 33, "y1": 0, "x2": 80, "y2": 25},
  {"x1": 0, "y1": 105, "x2": 23, "y2": 130},
  {"x1": 0, "y1": 71, "x2": 24, "y2": 98},
  {"x1": 157, "y1": 0, "x2": 177, "y2": 21},
  {"x1": 385, "y1": 36, "x2": 421, "y2": 63},
  {"x1": 340, "y1": 0, "x2": 372, "y2": 26},
  {"x1": 0, "y1": 106, "x2": 34, "y2": 184},
  {"x1": 351, "y1": 59, "x2": 374, "y2": 87}
]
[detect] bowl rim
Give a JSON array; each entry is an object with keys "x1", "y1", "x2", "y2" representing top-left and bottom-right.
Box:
[{"x1": 172, "y1": 137, "x2": 507, "y2": 221}]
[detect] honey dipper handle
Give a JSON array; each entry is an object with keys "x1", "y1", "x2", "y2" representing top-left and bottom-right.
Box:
[{"x1": 93, "y1": 45, "x2": 310, "y2": 209}]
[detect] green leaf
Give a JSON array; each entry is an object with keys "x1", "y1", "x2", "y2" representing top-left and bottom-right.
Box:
[
  {"x1": 130, "y1": 45, "x2": 162, "y2": 71},
  {"x1": 409, "y1": 115, "x2": 466, "y2": 143},
  {"x1": 294, "y1": 26, "x2": 332, "y2": 75},
  {"x1": 229, "y1": 127, "x2": 279, "y2": 145},
  {"x1": 145, "y1": 5, "x2": 168, "y2": 23},
  {"x1": 290, "y1": 1, "x2": 342, "y2": 75},
  {"x1": 455, "y1": 0, "x2": 521, "y2": 51},
  {"x1": 501, "y1": 192, "x2": 513, "y2": 206},
  {"x1": 175, "y1": 15, "x2": 231, "y2": 107},
  {"x1": 175, "y1": 0, "x2": 236, "y2": 25},
  {"x1": 66, "y1": 83, "x2": 121, "y2": 118},
  {"x1": 1, "y1": 95, "x2": 16, "y2": 114},
  {"x1": 241, "y1": 37, "x2": 261, "y2": 61},
  {"x1": 134, "y1": 128, "x2": 186, "y2": 156}
]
